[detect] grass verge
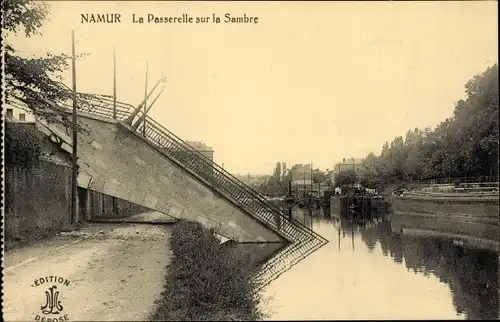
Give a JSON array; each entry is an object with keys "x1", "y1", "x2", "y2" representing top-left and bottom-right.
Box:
[{"x1": 148, "y1": 220, "x2": 270, "y2": 321}]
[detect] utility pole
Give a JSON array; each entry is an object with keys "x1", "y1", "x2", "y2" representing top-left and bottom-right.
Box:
[
  {"x1": 113, "y1": 46, "x2": 117, "y2": 119},
  {"x1": 310, "y1": 161, "x2": 313, "y2": 194},
  {"x1": 352, "y1": 226, "x2": 355, "y2": 253},
  {"x1": 302, "y1": 167, "x2": 305, "y2": 198},
  {"x1": 308, "y1": 161, "x2": 313, "y2": 218},
  {"x1": 143, "y1": 60, "x2": 149, "y2": 136},
  {"x1": 338, "y1": 223, "x2": 341, "y2": 252},
  {"x1": 71, "y1": 30, "x2": 78, "y2": 225}
]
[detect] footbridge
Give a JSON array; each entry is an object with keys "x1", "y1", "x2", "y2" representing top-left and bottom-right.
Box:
[{"x1": 34, "y1": 86, "x2": 328, "y2": 288}]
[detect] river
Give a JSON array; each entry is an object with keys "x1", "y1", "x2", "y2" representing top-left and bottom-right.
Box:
[{"x1": 259, "y1": 205, "x2": 499, "y2": 320}]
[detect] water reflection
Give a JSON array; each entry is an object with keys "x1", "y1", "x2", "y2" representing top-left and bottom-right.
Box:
[{"x1": 260, "y1": 205, "x2": 499, "y2": 320}]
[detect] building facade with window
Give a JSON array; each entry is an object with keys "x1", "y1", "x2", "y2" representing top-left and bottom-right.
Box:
[
  {"x1": 333, "y1": 157, "x2": 364, "y2": 175},
  {"x1": 186, "y1": 141, "x2": 214, "y2": 163},
  {"x1": 4, "y1": 106, "x2": 35, "y2": 123}
]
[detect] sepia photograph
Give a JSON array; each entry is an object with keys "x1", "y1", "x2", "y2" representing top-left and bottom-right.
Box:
[{"x1": 1, "y1": 0, "x2": 498, "y2": 320}]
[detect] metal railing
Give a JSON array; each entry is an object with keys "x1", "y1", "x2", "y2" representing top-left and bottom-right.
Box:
[
  {"x1": 63, "y1": 91, "x2": 329, "y2": 289},
  {"x1": 253, "y1": 236, "x2": 325, "y2": 288},
  {"x1": 135, "y1": 116, "x2": 328, "y2": 244},
  {"x1": 415, "y1": 176, "x2": 499, "y2": 185}
]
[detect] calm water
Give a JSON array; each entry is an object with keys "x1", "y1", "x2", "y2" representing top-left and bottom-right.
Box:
[{"x1": 260, "y1": 206, "x2": 499, "y2": 320}]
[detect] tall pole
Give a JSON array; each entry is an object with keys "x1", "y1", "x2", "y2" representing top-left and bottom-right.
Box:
[
  {"x1": 352, "y1": 226, "x2": 355, "y2": 253},
  {"x1": 71, "y1": 30, "x2": 78, "y2": 225},
  {"x1": 308, "y1": 161, "x2": 313, "y2": 218},
  {"x1": 310, "y1": 161, "x2": 313, "y2": 193},
  {"x1": 303, "y1": 166, "x2": 306, "y2": 198},
  {"x1": 143, "y1": 60, "x2": 149, "y2": 136},
  {"x1": 113, "y1": 46, "x2": 117, "y2": 119},
  {"x1": 352, "y1": 158, "x2": 355, "y2": 188},
  {"x1": 338, "y1": 222, "x2": 341, "y2": 251},
  {"x1": 287, "y1": 181, "x2": 293, "y2": 221}
]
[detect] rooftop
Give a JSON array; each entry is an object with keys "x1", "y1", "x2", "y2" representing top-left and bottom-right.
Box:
[{"x1": 186, "y1": 141, "x2": 213, "y2": 151}]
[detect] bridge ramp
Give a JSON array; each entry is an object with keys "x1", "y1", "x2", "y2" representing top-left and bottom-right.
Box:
[
  {"x1": 34, "y1": 92, "x2": 329, "y2": 288},
  {"x1": 36, "y1": 112, "x2": 285, "y2": 243}
]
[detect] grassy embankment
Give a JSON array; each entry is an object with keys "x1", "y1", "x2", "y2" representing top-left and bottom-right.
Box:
[{"x1": 149, "y1": 220, "x2": 270, "y2": 321}]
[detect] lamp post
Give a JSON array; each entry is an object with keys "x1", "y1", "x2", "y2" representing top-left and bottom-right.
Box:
[{"x1": 70, "y1": 30, "x2": 78, "y2": 225}]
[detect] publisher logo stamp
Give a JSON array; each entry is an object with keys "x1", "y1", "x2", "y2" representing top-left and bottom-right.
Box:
[{"x1": 32, "y1": 276, "x2": 71, "y2": 321}]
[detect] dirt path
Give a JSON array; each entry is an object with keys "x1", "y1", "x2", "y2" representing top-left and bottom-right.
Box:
[{"x1": 3, "y1": 223, "x2": 173, "y2": 321}]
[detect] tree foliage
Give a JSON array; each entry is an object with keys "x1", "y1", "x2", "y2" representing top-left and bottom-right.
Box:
[
  {"x1": 357, "y1": 64, "x2": 499, "y2": 187},
  {"x1": 3, "y1": 0, "x2": 91, "y2": 129},
  {"x1": 312, "y1": 168, "x2": 329, "y2": 184},
  {"x1": 334, "y1": 169, "x2": 358, "y2": 187}
]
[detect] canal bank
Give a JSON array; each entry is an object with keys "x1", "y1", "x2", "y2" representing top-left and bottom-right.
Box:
[
  {"x1": 391, "y1": 192, "x2": 499, "y2": 221},
  {"x1": 390, "y1": 190, "x2": 499, "y2": 247}
]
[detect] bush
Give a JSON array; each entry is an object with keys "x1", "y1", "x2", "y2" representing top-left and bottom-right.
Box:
[{"x1": 149, "y1": 221, "x2": 268, "y2": 321}]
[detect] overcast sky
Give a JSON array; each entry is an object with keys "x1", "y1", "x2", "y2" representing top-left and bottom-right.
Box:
[{"x1": 8, "y1": 1, "x2": 498, "y2": 174}]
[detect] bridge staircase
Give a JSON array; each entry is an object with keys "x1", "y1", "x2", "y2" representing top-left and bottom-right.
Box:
[{"x1": 40, "y1": 90, "x2": 329, "y2": 289}]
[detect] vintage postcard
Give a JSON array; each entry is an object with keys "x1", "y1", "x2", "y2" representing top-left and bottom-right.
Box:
[{"x1": 1, "y1": 0, "x2": 498, "y2": 321}]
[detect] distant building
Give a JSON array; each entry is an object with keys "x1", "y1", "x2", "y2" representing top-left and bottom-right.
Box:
[
  {"x1": 291, "y1": 164, "x2": 312, "y2": 183},
  {"x1": 327, "y1": 169, "x2": 335, "y2": 184},
  {"x1": 235, "y1": 174, "x2": 268, "y2": 187},
  {"x1": 333, "y1": 157, "x2": 364, "y2": 175},
  {"x1": 186, "y1": 141, "x2": 214, "y2": 163},
  {"x1": 332, "y1": 157, "x2": 364, "y2": 187},
  {"x1": 4, "y1": 106, "x2": 35, "y2": 123}
]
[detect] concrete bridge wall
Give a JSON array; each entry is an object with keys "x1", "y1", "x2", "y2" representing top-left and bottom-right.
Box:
[{"x1": 36, "y1": 112, "x2": 285, "y2": 243}]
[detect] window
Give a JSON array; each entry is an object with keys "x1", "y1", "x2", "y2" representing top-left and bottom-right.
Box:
[
  {"x1": 19, "y1": 113, "x2": 26, "y2": 121},
  {"x1": 6, "y1": 109, "x2": 13, "y2": 118}
]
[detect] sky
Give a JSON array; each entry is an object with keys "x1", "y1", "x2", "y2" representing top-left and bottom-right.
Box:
[{"x1": 6, "y1": 1, "x2": 498, "y2": 175}]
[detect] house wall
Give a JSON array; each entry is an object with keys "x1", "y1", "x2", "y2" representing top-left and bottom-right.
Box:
[{"x1": 4, "y1": 161, "x2": 73, "y2": 245}]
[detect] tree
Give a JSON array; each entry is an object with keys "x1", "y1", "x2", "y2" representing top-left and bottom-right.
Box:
[
  {"x1": 3, "y1": 0, "x2": 93, "y2": 130},
  {"x1": 312, "y1": 169, "x2": 328, "y2": 183},
  {"x1": 334, "y1": 169, "x2": 358, "y2": 187},
  {"x1": 281, "y1": 162, "x2": 287, "y2": 181},
  {"x1": 273, "y1": 162, "x2": 282, "y2": 184},
  {"x1": 456, "y1": 65, "x2": 499, "y2": 178},
  {"x1": 358, "y1": 153, "x2": 381, "y2": 189},
  {"x1": 356, "y1": 64, "x2": 498, "y2": 185}
]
